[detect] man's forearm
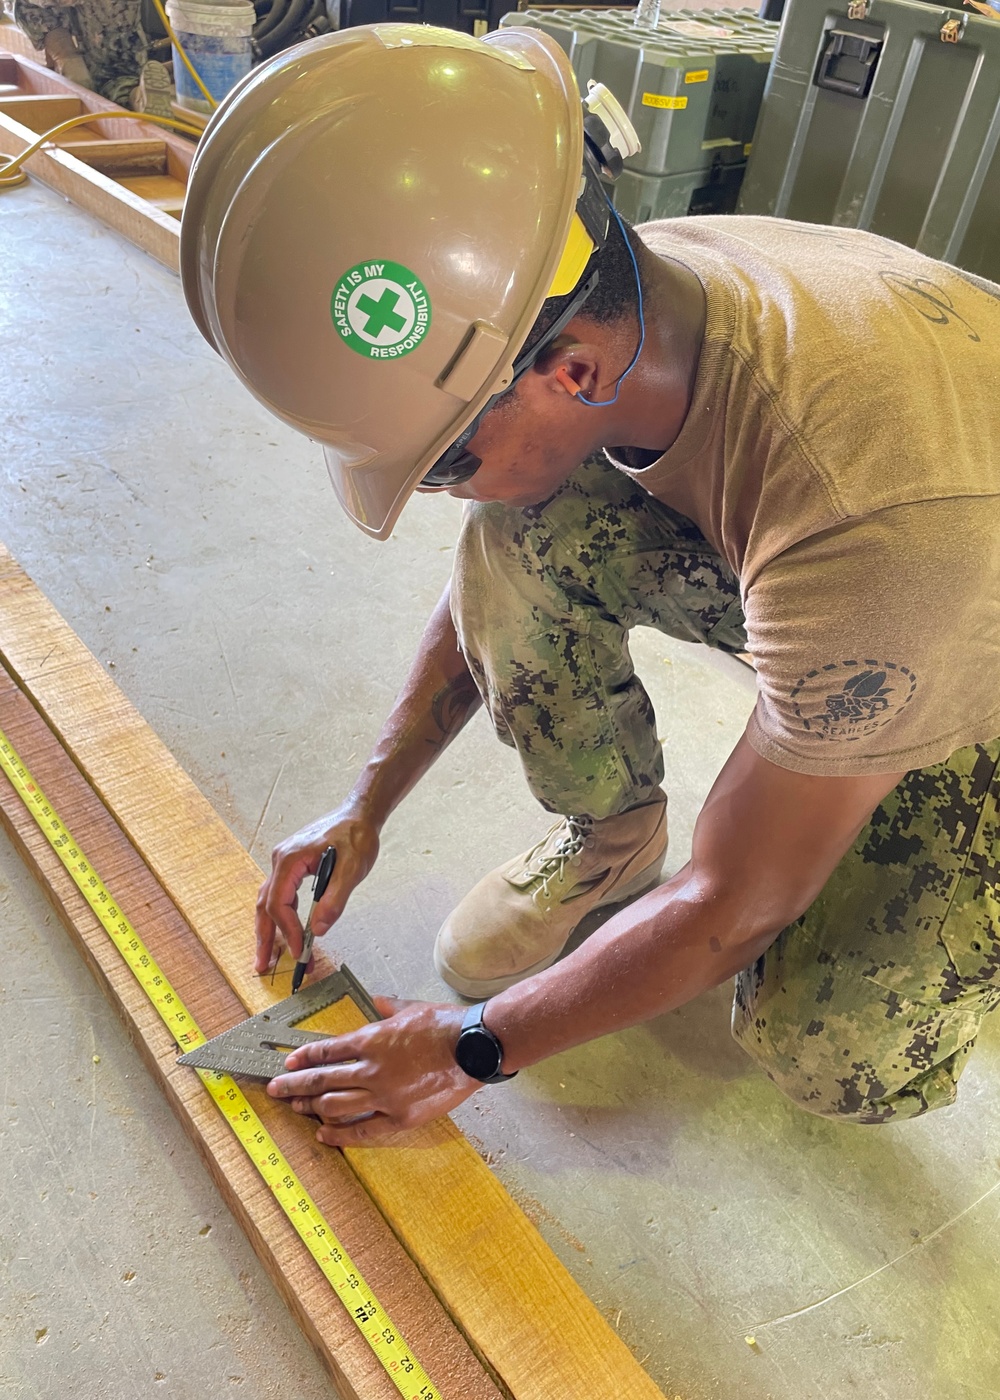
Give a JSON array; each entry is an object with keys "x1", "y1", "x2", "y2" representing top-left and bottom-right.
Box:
[
  {"x1": 484, "y1": 732, "x2": 903, "y2": 1075},
  {"x1": 348, "y1": 582, "x2": 482, "y2": 828},
  {"x1": 484, "y1": 870, "x2": 775, "y2": 1072}
]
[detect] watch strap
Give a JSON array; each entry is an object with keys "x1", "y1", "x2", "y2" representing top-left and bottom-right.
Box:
[{"x1": 456, "y1": 1001, "x2": 518, "y2": 1083}]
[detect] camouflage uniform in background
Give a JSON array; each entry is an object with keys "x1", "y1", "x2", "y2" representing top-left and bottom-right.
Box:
[
  {"x1": 452, "y1": 453, "x2": 1000, "y2": 1124},
  {"x1": 13, "y1": 0, "x2": 148, "y2": 105}
]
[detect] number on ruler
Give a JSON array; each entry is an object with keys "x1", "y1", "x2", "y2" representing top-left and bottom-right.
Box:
[{"x1": 0, "y1": 726, "x2": 442, "y2": 1400}]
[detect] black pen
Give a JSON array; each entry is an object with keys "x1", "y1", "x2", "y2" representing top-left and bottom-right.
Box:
[{"x1": 291, "y1": 845, "x2": 336, "y2": 994}]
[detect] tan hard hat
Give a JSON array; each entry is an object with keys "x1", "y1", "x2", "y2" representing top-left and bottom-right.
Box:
[{"x1": 181, "y1": 24, "x2": 615, "y2": 539}]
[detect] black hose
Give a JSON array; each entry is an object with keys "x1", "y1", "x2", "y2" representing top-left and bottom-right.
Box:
[
  {"x1": 253, "y1": 0, "x2": 292, "y2": 42},
  {"x1": 255, "y1": 0, "x2": 319, "y2": 56}
]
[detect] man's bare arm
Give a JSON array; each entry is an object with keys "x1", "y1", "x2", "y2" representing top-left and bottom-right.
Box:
[
  {"x1": 485, "y1": 734, "x2": 905, "y2": 1068},
  {"x1": 266, "y1": 733, "x2": 910, "y2": 1144},
  {"x1": 255, "y1": 582, "x2": 481, "y2": 968},
  {"x1": 351, "y1": 582, "x2": 481, "y2": 828}
]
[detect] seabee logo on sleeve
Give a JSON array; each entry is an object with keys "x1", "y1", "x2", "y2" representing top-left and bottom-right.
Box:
[
  {"x1": 790, "y1": 660, "x2": 918, "y2": 741},
  {"x1": 330, "y1": 260, "x2": 432, "y2": 360}
]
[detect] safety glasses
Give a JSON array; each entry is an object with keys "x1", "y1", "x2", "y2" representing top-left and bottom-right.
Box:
[{"x1": 419, "y1": 419, "x2": 487, "y2": 488}]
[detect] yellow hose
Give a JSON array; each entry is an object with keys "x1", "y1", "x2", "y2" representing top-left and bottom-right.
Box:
[
  {"x1": 148, "y1": 0, "x2": 219, "y2": 111},
  {"x1": 0, "y1": 109, "x2": 204, "y2": 190}
]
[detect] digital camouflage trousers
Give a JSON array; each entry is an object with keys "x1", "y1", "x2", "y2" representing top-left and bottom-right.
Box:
[
  {"x1": 14, "y1": 0, "x2": 147, "y2": 104},
  {"x1": 452, "y1": 455, "x2": 1000, "y2": 1123}
]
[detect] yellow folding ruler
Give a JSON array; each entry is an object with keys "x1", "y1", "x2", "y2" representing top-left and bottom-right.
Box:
[{"x1": 0, "y1": 724, "x2": 441, "y2": 1400}]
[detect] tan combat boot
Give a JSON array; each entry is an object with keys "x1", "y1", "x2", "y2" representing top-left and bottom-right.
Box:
[
  {"x1": 130, "y1": 60, "x2": 176, "y2": 121},
  {"x1": 434, "y1": 791, "x2": 667, "y2": 998}
]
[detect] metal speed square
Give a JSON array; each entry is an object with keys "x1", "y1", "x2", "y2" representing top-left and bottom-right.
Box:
[{"x1": 177, "y1": 966, "x2": 381, "y2": 1080}]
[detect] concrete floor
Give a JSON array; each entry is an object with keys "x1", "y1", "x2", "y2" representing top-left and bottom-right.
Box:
[{"x1": 1, "y1": 183, "x2": 998, "y2": 1400}]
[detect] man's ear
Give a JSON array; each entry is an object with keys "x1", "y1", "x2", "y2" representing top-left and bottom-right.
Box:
[{"x1": 535, "y1": 340, "x2": 602, "y2": 401}]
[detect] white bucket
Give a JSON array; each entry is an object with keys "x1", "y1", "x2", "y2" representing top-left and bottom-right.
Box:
[{"x1": 166, "y1": 0, "x2": 254, "y2": 113}]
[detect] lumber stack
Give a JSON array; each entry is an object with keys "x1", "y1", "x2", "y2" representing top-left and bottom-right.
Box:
[
  {"x1": 0, "y1": 52, "x2": 191, "y2": 270},
  {"x1": 0, "y1": 543, "x2": 668, "y2": 1400}
]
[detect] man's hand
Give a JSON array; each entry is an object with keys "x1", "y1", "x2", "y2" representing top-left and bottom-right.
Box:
[
  {"x1": 255, "y1": 803, "x2": 380, "y2": 974},
  {"x1": 266, "y1": 997, "x2": 478, "y2": 1145}
]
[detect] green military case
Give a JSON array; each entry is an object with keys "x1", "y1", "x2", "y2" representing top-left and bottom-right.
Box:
[
  {"x1": 500, "y1": 6, "x2": 778, "y2": 220},
  {"x1": 738, "y1": 0, "x2": 1000, "y2": 281}
]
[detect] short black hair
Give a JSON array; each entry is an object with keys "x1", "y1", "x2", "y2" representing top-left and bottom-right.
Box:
[{"x1": 520, "y1": 209, "x2": 644, "y2": 361}]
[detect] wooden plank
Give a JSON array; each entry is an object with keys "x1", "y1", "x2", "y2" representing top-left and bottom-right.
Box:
[
  {"x1": 118, "y1": 171, "x2": 187, "y2": 204},
  {"x1": 170, "y1": 97, "x2": 209, "y2": 131},
  {"x1": 57, "y1": 138, "x2": 169, "y2": 178},
  {"x1": 0, "y1": 107, "x2": 181, "y2": 272},
  {"x1": 0, "y1": 666, "x2": 503, "y2": 1400},
  {"x1": 0, "y1": 543, "x2": 669, "y2": 1400},
  {"x1": 0, "y1": 24, "x2": 42, "y2": 61},
  {"x1": 0, "y1": 54, "x2": 195, "y2": 270},
  {"x1": 165, "y1": 142, "x2": 193, "y2": 182},
  {"x1": 3, "y1": 54, "x2": 196, "y2": 174},
  {"x1": 145, "y1": 199, "x2": 183, "y2": 217},
  {"x1": 0, "y1": 92, "x2": 83, "y2": 129}
]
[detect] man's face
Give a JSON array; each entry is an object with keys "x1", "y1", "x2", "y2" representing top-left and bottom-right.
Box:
[{"x1": 430, "y1": 377, "x2": 593, "y2": 509}]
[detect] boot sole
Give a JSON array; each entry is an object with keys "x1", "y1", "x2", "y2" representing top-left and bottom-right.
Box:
[{"x1": 435, "y1": 852, "x2": 666, "y2": 1001}]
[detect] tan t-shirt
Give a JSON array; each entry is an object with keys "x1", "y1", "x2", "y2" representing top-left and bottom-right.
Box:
[{"x1": 615, "y1": 215, "x2": 1000, "y2": 777}]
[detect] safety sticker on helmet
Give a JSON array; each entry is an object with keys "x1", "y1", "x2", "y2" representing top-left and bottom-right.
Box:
[{"x1": 330, "y1": 260, "x2": 433, "y2": 360}]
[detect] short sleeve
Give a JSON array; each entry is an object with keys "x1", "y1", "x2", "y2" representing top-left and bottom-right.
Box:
[{"x1": 743, "y1": 498, "x2": 1000, "y2": 776}]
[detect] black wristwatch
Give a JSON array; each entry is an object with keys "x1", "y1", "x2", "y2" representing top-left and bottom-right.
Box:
[{"x1": 454, "y1": 1002, "x2": 518, "y2": 1084}]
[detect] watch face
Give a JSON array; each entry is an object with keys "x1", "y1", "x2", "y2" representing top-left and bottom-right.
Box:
[{"x1": 456, "y1": 1027, "x2": 502, "y2": 1082}]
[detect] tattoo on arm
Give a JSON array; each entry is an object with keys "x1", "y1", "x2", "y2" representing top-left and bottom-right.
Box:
[{"x1": 427, "y1": 671, "x2": 482, "y2": 749}]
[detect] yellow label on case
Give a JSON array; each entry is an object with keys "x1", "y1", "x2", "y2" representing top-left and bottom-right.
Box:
[
  {"x1": 744, "y1": 142, "x2": 754, "y2": 156},
  {"x1": 642, "y1": 93, "x2": 688, "y2": 109},
  {"x1": 685, "y1": 69, "x2": 710, "y2": 83}
]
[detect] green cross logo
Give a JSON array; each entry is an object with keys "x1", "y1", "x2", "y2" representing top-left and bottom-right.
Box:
[
  {"x1": 330, "y1": 260, "x2": 432, "y2": 361},
  {"x1": 357, "y1": 288, "x2": 407, "y2": 339}
]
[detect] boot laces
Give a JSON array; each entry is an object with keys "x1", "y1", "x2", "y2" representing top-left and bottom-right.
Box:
[{"x1": 530, "y1": 816, "x2": 593, "y2": 904}]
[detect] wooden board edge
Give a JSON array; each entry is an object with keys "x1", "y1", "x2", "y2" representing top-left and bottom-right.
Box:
[
  {"x1": 0, "y1": 543, "x2": 670, "y2": 1400},
  {"x1": 0, "y1": 689, "x2": 379, "y2": 1400},
  {"x1": 0, "y1": 59, "x2": 186, "y2": 272},
  {"x1": 5, "y1": 53, "x2": 197, "y2": 170},
  {"x1": 0, "y1": 107, "x2": 181, "y2": 271},
  {"x1": 0, "y1": 667, "x2": 504, "y2": 1400},
  {"x1": 0, "y1": 23, "x2": 42, "y2": 60}
]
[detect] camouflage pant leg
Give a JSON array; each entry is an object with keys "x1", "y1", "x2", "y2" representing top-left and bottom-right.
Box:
[
  {"x1": 76, "y1": 0, "x2": 146, "y2": 102},
  {"x1": 734, "y1": 740, "x2": 1000, "y2": 1122},
  {"x1": 10, "y1": 0, "x2": 57, "y2": 50},
  {"x1": 451, "y1": 453, "x2": 746, "y2": 819},
  {"x1": 14, "y1": 0, "x2": 146, "y2": 101}
]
